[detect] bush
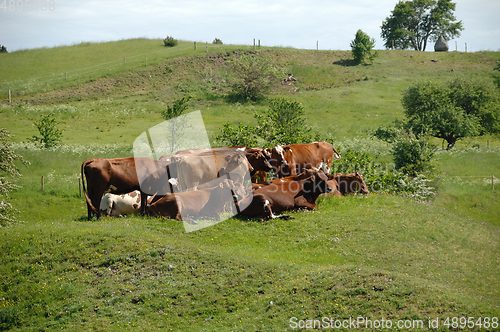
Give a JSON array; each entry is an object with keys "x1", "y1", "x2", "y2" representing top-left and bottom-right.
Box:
[
  {"x1": 228, "y1": 54, "x2": 280, "y2": 101},
  {"x1": 1, "y1": 128, "x2": 29, "y2": 224},
  {"x1": 216, "y1": 97, "x2": 318, "y2": 148},
  {"x1": 391, "y1": 132, "x2": 436, "y2": 176},
  {"x1": 255, "y1": 98, "x2": 317, "y2": 147},
  {"x1": 212, "y1": 38, "x2": 223, "y2": 45},
  {"x1": 163, "y1": 36, "x2": 178, "y2": 47},
  {"x1": 0, "y1": 45, "x2": 7, "y2": 53},
  {"x1": 29, "y1": 113, "x2": 63, "y2": 149},
  {"x1": 215, "y1": 122, "x2": 257, "y2": 147},
  {"x1": 350, "y1": 29, "x2": 378, "y2": 65},
  {"x1": 331, "y1": 147, "x2": 435, "y2": 199}
]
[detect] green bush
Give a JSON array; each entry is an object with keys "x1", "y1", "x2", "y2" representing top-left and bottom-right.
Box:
[
  {"x1": 29, "y1": 113, "x2": 63, "y2": 149},
  {"x1": 215, "y1": 122, "x2": 257, "y2": 147},
  {"x1": 228, "y1": 54, "x2": 280, "y2": 101},
  {"x1": 0, "y1": 45, "x2": 7, "y2": 53},
  {"x1": 163, "y1": 36, "x2": 178, "y2": 47},
  {"x1": 212, "y1": 38, "x2": 223, "y2": 45},
  {"x1": 391, "y1": 132, "x2": 436, "y2": 176},
  {"x1": 331, "y1": 147, "x2": 435, "y2": 199}
]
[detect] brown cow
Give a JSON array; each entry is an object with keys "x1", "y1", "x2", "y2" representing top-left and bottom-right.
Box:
[
  {"x1": 269, "y1": 142, "x2": 341, "y2": 178},
  {"x1": 238, "y1": 170, "x2": 332, "y2": 220},
  {"x1": 81, "y1": 157, "x2": 173, "y2": 220},
  {"x1": 334, "y1": 172, "x2": 369, "y2": 195},
  {"x1": 148, "y1": 178, "x2": 241, "y2": 222}
]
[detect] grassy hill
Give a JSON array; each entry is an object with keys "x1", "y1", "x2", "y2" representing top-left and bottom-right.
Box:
[{"x1": 0, "y1": 39, "x2": 499, "y2": 331}]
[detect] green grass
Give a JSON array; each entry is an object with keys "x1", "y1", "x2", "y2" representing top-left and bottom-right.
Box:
[{"x1": 0, "y1": 40, "x2": 499, "y2": 330}]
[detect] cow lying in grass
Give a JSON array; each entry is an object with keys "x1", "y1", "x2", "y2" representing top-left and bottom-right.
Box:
[
  {"x1": 238, "y1": 169, "x2": 332, "y2": 220},
  {"x1": 147, "y1": 178, "x2": 245, "y2": 222}
]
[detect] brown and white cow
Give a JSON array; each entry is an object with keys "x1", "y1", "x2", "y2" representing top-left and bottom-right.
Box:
[
  {"x1": 238, "y1": 170, "x2": 332, "y2": 220},
  {"x1": 81, "y1": 157, "x2": 174, "y2": 220},
  {"x1": 268, "y1": 142, "x2": 341, "y2": 178}
]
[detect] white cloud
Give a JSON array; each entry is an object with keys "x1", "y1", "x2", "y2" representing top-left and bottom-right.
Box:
[{"x1": 0, "y1": 0, "x2": 499, "y2": 52}]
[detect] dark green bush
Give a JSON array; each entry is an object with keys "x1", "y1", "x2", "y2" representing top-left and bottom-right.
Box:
[
  {"x1": 212, "y1": 38, "x2": 223, "y2": 45},
  {"x1": 163, "y1": 36, "x2": 178, "y2": 47},
  {"x1": 391, "y1": 133, "x2": 436, "y2": 176}
]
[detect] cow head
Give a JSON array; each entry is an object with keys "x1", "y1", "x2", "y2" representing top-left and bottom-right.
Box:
[{"x1": 269, "y1": 145, "x2": 292, "y2": 172}]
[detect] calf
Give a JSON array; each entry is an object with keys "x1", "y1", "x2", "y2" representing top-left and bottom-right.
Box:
[
  {"x1": 238, "y1": 170, "x2": 332, "y2": 220},
  {"x1": 100, "y1": 191, "x2": 143, "y2": 217},
  {"x1": 334, "y1": 172, "x2": 369, "y2": 195}
]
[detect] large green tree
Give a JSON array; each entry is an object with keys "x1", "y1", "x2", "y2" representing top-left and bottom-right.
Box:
[
  {"x1": 401, "y1": 78, "x2": 500, "y2": 149},
  {"x1": 381, "y1": 0, "x2": 463, "y2": 51}
]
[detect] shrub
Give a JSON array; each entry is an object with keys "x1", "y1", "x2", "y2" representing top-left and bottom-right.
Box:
[
  {"x1": 1, "y1": 128, "x2": 29, "y2": 224},
  {"x1": 163, "y1": 36, "x2": 178, "y2": 47},
  {"x1": 29, "y1": 113, "x2": 63, "y2": 149},
  {"x1": 228, "y1": 54, "x2": 280, "y2": 101},
  {"x1": 215, "y1": 122, "x2": 257, "y2": 147},
  {"x1": 331, "y1": 147, "x2": 435, "y2": 199},
  {"x1": 255, "y1": 98, "x2": 317, "y2": 147},
  {"x1": 0, "y1": 45, "x2": 7, "y2": 53},
  {"x1": 212, "y1": 38, "x2": 223, "y2": 45},
  {"x1": 391, "y1": 132, "x2": 436, "y2": 176}
]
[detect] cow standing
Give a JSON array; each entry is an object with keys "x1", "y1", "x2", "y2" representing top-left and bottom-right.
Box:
[
  {"x1": 269, "y1": 142, "x2": 341, "y2": 178},
  {"x1": 81, "y1": 157, "x2": 173, "y2": 220}
]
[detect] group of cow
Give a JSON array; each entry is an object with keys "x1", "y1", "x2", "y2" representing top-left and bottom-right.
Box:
[{"x1": 81, "y1": 141, "x2": 369, "y2": 222}]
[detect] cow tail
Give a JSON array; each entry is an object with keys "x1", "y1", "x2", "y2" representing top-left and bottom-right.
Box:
[
  {"x1": 332, "y1": 145, "x2": 341, "y2": 160},
  {"x1": 81, "y1": 159, "x2": 99, "y2": 214}
]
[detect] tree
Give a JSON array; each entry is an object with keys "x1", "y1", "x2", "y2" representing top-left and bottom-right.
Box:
[
  {"x1": 381, "y1": 0, "x2": 463, "y2": 51},
  {"x1": 228, "y1": 54, "x2": 280, "y2": 101},
  {"x1": 161, "y1": 95, "x2": 191, "y2": 154},
  {"x1": 350, "y1": 29, "x2": 379, "y2": 65},
  {"x1": 401, "y1": 78, "x2": 500, "y2": 149},
  {"x1": 30, "y1": 113, "x2": 63, "y2": 148},
  {"x1": 1, "y1": 128, "x2": 29, "y2": 224},
  {"x1": 0, "y1": 45, "x2": 7, "y2": 53}
]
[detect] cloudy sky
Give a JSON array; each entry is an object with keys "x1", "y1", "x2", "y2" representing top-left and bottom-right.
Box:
[{"x1": 1, "y1": 0, "x2": 499, "y2": 53}]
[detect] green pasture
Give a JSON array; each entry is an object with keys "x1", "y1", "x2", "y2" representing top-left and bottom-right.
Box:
[{"x1": 0, "y1": 40, "x2": 499, "y2": 330}]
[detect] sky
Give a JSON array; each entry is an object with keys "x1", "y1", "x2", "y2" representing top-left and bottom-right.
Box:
[{"x1": 1, "y1": 0, "x2": 499, "y2": 53}]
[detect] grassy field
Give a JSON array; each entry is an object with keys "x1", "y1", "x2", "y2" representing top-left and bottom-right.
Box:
[{"x1": 0, "y1": 39, "x2": 499, "y2": 331}]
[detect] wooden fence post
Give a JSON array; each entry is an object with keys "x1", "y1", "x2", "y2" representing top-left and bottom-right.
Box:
[
  {"x1": 194, "y1": 41, "x2": 196, "y2": 50},
  {"x1": 258, "y1": 39, "x2": 260, "y2": 47},
  {"x1": 206, "y1": 41, "x2": 208, "y2": 53},
  {"x1": 465, "y1": 43, "x2": 467, "y2": 52},
  {"x1": 79, "y1": 178, "x2": 82, "y2": 197},
  {"x1": 41, "y1": 176, "x2": 44, "y2": 191},
  {"x1": 8, "y1": 89, "x2": 11, "y2": 103},
  {"x1": 253, "y1": 38, "x2": 255, "y2": 50}
]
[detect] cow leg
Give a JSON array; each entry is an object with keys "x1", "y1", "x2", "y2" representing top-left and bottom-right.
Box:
[
  {"x1": 263, "y1": 200, "x2": 293, "y2": 220},
  {"x1": 140, "y1": 191, "x2": 148, "y2": 215},
  {"x1": 294, "y1": 196, "x2": 316, "y2": 210}
]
